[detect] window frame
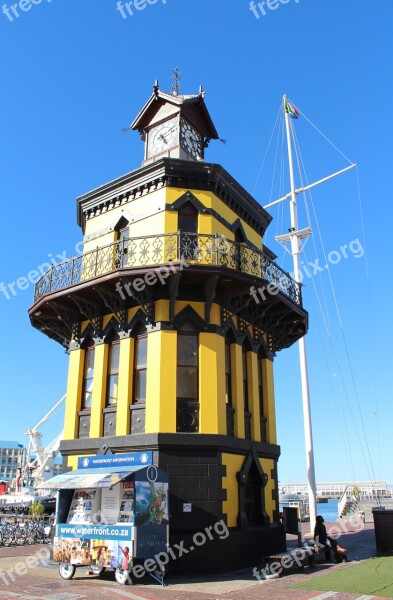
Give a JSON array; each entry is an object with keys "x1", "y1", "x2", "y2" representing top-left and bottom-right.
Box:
[
  {"x1": 133, "y1": 328, "x2": 148, "y2": 404},
  {"x1": 225, "y1": 341, "x2": 232, "y2": 406},
  {"x1": 176, "y1": 324, "x2": 199, "y2": 403},
  {"x1": 242, "y1": 347, "x2": 249, "y2": 412},
  {"x1": 81, "y1": 343, "x2": 95, "y2": 410},
  {"x1": 105, "y1": 339, "x2": 121, "y2": 407}
]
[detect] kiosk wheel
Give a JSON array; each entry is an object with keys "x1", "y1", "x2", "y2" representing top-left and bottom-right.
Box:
[
  {"x1": 152, "y1": 564, "x2": 168, "y2": 582},
  {"x1": 90, "y1": 565, "x2": 106, "y2": 577},
  {"x1": 59, "y1": 563, "x2": 76, "y2": 580},
  {"x1": 115, "y1": 568, "x2": 130, "y2": 586}
]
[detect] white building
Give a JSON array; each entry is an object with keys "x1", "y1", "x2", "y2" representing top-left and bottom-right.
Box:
[
  {"x1": 279, "y1": 481, "x2": 389, "y2": 499},
  {"x1": 0, "y1": 441, "x2": 24, "y2": 485}
]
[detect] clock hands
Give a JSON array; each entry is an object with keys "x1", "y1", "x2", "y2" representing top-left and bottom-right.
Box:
[{"x1": 158, "y1": 126, "x2": 177, "y2": 144}]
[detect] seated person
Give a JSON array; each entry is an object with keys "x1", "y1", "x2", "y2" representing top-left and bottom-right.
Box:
[{"x1": 314, "y1": 515, "x2": 348, "y2": 563}]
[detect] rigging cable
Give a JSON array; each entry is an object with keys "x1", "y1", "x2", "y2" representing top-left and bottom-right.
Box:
[
  {"x1": 355, "y1": 168, "x2": 380, "y2": 470},
  {"x1": 289, "y1": 117, "x2": 377, "y2": 488},
  {"x1": 252, "y1": 102, "x2": 282, "y2": 196},
  {"x1": 290, "y1": 121, "x2": 357, "y2": 482}
]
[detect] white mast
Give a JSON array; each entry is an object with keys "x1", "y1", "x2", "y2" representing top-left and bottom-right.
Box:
[
  {"x1": 267, "y1": 96, "x2": 357, "y2": 530},
  {"x1": 282, "y1": 94, "x2": 317, "y2": 529}
]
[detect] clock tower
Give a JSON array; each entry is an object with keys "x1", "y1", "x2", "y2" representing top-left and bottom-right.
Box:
[
  {"x1": 29, "y1": 79, "x2": 308, "y2": 574},
  {"x1": 131, "y1": 81, "x2": 219, "y2": 164}
]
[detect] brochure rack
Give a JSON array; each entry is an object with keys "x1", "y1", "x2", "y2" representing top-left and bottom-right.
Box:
[{"x1": 44, "y1": 452, "x2": 169, "y2": 586}]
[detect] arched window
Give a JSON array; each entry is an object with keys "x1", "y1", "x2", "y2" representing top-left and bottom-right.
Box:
[
  {"x1": 115, "y1": 217, "x2": 129, "y2": 267},
  {"x1": 134, "y1": 326, "x2": 147, "y2": 404},
  {"x1": 178, "y1": 203, "x2": 198, "y2": 234},
  {"x1": 106, "y1": 333, "x2": 120, "y2": 406},
  {"x1": 178, "y1": 204, "x2": 198, "y2": 260},
  {"x1": 81, "y1": 338, "x2": 95, "y2": 410}
]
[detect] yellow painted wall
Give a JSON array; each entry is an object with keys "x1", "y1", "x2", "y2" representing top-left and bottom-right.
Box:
[
  {"x1": 222, "y1": 453, "x2": 244, "y2": 527},
  {"x1": 166, "y1": 188, "x2": 262, "y2": 248},
  {"x1": 175, "y1": 301, "x2": 204, "y2": 321},
  {"x1": 260, "y1": 458, "x2": 276, "y2": 520},
  {"x1": 145, "y1": 330, "x2": 177, "y2": 433},
  {"x1": 199, "y1": 333, "x2": 226, "y2": 434},
  {"x1": 83, "y1": 188, "x2": 167, "y2": 241},
  {"x1": 64, "y1": 349, "x2": 85, "y2": 441},
  {"x1": 89, "y1": 344, "x2": 109, "y2": 438},
  {"x1": 262, "y1": 360, "x2": 277, "y2": 444},
  {"x1": 174, "y1": 301, "x2": 220, "y2": 327}
]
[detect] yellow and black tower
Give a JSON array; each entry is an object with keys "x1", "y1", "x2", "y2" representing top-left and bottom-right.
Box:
[{"x1": 29, "y1": 82, "x2": 308, "y2": 571}]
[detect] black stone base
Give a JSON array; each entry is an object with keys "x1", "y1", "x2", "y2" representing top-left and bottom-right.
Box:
[
  {"x1": 168, "y1": 524, "x2": 286, "y2": 574},
  {"x1": 60, "y1": 434, "x2": 283, "y2": 573}
]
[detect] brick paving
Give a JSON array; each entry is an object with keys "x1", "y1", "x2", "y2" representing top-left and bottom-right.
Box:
[{"x1": 0, "y1": 522, "x2": 390, "y2": 600}]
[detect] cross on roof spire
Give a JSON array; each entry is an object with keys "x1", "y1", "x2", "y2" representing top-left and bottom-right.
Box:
[{"x1": 172, "y1": 67, "x2": 181, "y2": 97}]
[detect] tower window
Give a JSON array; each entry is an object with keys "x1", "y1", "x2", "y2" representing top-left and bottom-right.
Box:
[
  {"x1": 106, "y1": 339, "x2": 120, "y2": 406},
  {"x1": 258, "y1": 358, "x2": 264, "y2": 417},
  {"x1": 81, "y1": 344, "x2": 95, "y2": 410},
  {"x1": 225, "y1": 342, "x2": 232, "y2": 406},
  {"x1": 178, "y1": 204, "x2": 198, "y2": 234},
  {"x1": 134, "y1": 328, "x2": 147, "y2": 404},
  {"x1": 242, "y1": 348, "x2": 249, "y2": 412},
  {"x1": 177, "y1": 323, "x2": 198, "y2": 401}
]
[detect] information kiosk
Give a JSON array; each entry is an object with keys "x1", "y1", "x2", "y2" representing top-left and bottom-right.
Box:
[{"x1": 43, "y1": 452, "x2": 169, "y2": 585}]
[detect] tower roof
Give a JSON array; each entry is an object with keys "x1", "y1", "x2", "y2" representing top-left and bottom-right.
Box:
[{"x1": 131, "y1": 81, "x2": 219, "y2": 140}]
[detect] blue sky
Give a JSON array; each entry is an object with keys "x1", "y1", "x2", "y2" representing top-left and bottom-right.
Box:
[{"x1": 0, "y1": 0, "x2": 392, "y2": 486}]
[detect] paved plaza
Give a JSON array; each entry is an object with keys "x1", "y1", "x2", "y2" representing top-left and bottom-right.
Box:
[{"x1": 0, "y1": 522, "x2": 390, "y2": 600}]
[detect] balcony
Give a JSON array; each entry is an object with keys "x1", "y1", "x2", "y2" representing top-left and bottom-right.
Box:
[
  {"x1": 33, "y1": 232, "x2": 302, "y2": 306},
  {"x1": 30, "y1": 232, "x2": 307, "y2": 353}
]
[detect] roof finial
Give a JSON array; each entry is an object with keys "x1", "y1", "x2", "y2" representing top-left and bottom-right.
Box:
[
  {"x1": 153, "y1": 79, "x2": 159, "y2": 96},
  {"x1": 172, "y1": 67, "x2": 181, "y2": 97},
  {"x1": 199, "y1": 84, "x2": 205, "y2": 98}
]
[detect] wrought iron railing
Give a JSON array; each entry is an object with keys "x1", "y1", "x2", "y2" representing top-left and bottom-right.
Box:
[{"x1": 33, "y1": 232, "x2": 302, "y2": 305}]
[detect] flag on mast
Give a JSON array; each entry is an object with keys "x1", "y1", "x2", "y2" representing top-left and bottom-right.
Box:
[{"x1": 285, "y1": 99, "x2": 300, "y2": 119}]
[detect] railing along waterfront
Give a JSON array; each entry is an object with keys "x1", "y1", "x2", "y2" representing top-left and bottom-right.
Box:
[{"x1": 33, "y1": 233, "x2": 302, "y2": 305}]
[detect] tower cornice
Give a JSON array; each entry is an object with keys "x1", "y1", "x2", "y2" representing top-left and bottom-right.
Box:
[{"x1": 77, "y1": 158, "x2": 272, "y2": 236}]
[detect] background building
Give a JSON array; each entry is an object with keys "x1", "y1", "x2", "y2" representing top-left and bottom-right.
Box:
[
  {"x1": 29, "y1": 83, "x2": 308, "y2": 571},
  {"x1": 0, "y1": 441, "x2": 24, "y2": 489}
]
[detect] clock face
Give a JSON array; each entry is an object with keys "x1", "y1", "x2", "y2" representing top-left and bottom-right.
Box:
[
  {"x1": 147, "y1": 117, "x2": 178, "y2": 158},
  {"x1": 180, "y1": 119, "x2": 203, "y2": 159}
]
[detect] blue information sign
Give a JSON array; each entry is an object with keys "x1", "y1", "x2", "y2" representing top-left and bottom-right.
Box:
[
  {"x1": 57, "y1": 523, "x2": 133, "y2": 541},
  {"x1": 77, "y1": 452, "x2": 152, "y2": 470}
]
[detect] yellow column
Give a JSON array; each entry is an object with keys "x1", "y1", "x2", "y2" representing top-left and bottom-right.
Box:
[
  {"x1": 63, "y1": 349, "x2": 85, "y2": 440},
  {"x1": 231, "y1": 344, "x2": 245, "y2": 438},
  {"x1": 248, "y1": 352, "x2": 261, "y2": 442},
  {"x1": 89, "y1": 343, "x2": 109, "y2": 438},
  {"x1": 263, "y1": 359, "x2": 277, "y2": 444},
  {"x1": 116, "y1": 338, "x2": 134, "y2": 436},
  {"x1": 145, "y1": 330, "x2": 177, "y2": 433},
  {"x1": 199, "y1": 333, "x2": 226, "y2": 434}
]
